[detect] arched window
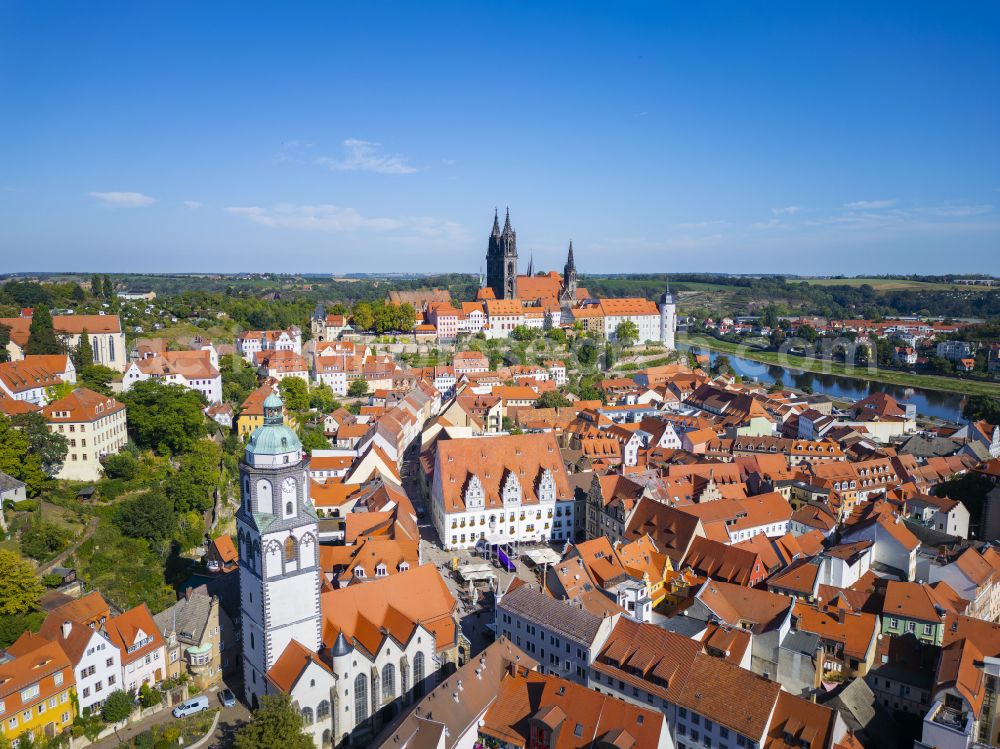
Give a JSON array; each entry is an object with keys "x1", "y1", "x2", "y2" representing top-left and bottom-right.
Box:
[
  {"x1": 317, "y1": 700, "x2": 330, "y2": 721},
  {"x1": 400, "y1": 659, "x2": 408, "y2": 695},
  {"x1": 382, "y1": 663, "x2": 395, "y2": 701},
  {"x1": 413, "y1": 652, "x2": 425, "y2": 697},
  {"x1": 285, "y1": 536, "x2": 297, "y2": 562},
  {"x1": 286, "y1": 501, "x2": 293, "y2": 515},
  {"x1": 354, "y1": 673, "x2": 368, "y2": 722},
  {"x1": 301, "y1": 706, "x2": 314, "y2": 725}
]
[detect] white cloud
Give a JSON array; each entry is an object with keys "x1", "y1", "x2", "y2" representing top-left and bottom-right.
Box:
[
  {"x1": 183, "y1": 200, "x2": 202, "y2": 209},
  {"x1": 88, "y1": 191, "x2": 156, "y2": 207},
  {"x1": 772, "y1": 205, "x2": 801, "y2": 216},
  {"x1": 317, "y1": 139, "x2": 417, "y2": 175},
  {"x1": 843, "y1": 199, "x2": 896, "y2": 210},
  {"x1": 225, "y1": 203, "x2": 465, "y2": 244},
  {"x1": 933, "y1": 204, "x2": 993, "y2": 218}
]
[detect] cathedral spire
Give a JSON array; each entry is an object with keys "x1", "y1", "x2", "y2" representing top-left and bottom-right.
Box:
[
  {"x1": 566, "y1": 241, "x2": 576, "y2": 272},
  {"x1": 492, "y1": 207, "x2": 500, "y2": 235},
  {"x1": 527, "y1": 253, "x2": 534, "y2": 277},
  {"x1": 502, "y1": 206, "x2": 512, "y2": 235}
]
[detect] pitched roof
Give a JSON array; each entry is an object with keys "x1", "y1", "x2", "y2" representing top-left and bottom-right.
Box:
[
  {"x1": 498, "y1": 584, "x2": 607, "y2": 646},
  {"x1": 42, "y1": 388, "x2": 125, "y2": 423},
  {"x1": 481, "y1": 668, "x2": 666, "y2": 749},
  {"x1": 104, "y1": 603, "x2": 166, "y2": 664},
  {"x1": 320, "y1": 563, "x2": 456, "y2": 656},
  {"x1": 266, "y1": 638, "x2": 331, "y2": 693},
  {"x1": 676, "y1": 654, "x2": 782, "y2": 739},
  {"x1": 376, "y1": 637, "x2": 538, "y2": 749},
  {"x1": 435, "y1": 433, "x2": 571, "y2": 513}
]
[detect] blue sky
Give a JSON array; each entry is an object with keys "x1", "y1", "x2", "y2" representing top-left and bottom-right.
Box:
[{"x1": 1, "y1": 2, "x2": 998, "y2": 275}]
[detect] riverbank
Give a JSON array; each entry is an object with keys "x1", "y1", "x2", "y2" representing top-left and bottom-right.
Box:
[{"x1": 680, "y1": 334, "x2": 1000, "y2": 398}]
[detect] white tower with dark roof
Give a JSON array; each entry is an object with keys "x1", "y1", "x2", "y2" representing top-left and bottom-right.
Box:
[{"x1": 659, "y1": 286, "x2": 676, "y2": 350}]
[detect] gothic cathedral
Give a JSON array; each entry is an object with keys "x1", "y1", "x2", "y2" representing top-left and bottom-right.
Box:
[
  {"x1": 237, "y1": 393, "x2": 322, "y2": 708},
  {"x1": 485, "y1": 208, "x2": 518, "y2": 299}
]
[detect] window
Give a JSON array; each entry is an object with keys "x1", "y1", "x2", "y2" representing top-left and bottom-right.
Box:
[
  {"x1": 285, "y1": 536, "x2": 297, "y2": 562},
  {"x1": 382, "y1": 663, "x2": 395, "y2": 701},
  {"x1": 354, "y1": 673, "x2": 368, "y2": 722},
  {"x1": 413, "y1": 652, "x2": 425, "y2": 697},
  {"x1": 317, "y1": 700, "x2": 330, "y2": 721},
  {"x1": 889, "y1": 618, "x2": 899, "y2": 628}
]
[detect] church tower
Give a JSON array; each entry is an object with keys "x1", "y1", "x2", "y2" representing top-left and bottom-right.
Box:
[
  {"x1": 486, "y1": 208, "x2": 518, "y2": 299},
  {"x1": 237, "y1": 393, "x2": 321, "y2": 707},
  {"x1": 659, "y1": 285, "x2": 677, "y2": 350},
  {"x1": 559, "y1": 241, "x2": 578, "y2": 303}
]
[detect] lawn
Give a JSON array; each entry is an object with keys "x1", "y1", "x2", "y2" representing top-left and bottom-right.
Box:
[{"x1": 681, "y1": 333, "x2": 1000, "y2": 398}]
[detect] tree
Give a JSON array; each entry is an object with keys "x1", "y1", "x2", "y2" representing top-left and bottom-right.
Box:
[
  {"x1": 614, "y1": 320, "x2": 639, "y2": 348},
  {"x1": 351, "y1": 301, "x2": 375, "y2": 332},
  {"x1": 102, "y1": 275, "x2": 114, "y2": 300},
  {"x1": 122, "y1": 380, "x2": 207, "y2": 454},
  {"x1": 0, "y1": 415, "x2": 47, "y2": 495},
  {"x1": 348, "y1": 379, "x2": 369, "y2": 398},
  {"x1": 536, "y1": 390, "x2": 571, "y2": 409},
  {"x1": 71, "y1": 283, "x2": 87, "y2": 304},
  {"x1": 796, "y1": 324, "x2": 818, "y2": 344},
  {"x1": 138, "y1": 683, "x2": 163, "y2": 708},
  {"x1": 546, "y1": 328, "x2": 567, "y2": 345},
  {"x1": 769, "y1": 377, "x2": 785, "y2": 393},
  {"x1": 234, "y1": 694, "x2": 313, "y2": 749},
  {"x1": 712, "y1": 355, "x2": 732, "y2": 375},
  {"x1": 220, "y1": 354, "x2": 259, "y2": 406},
  {"x1": 279, "y1": 376, "x2": 310, "y2": 413},
  {"x1": 299, "y1": 426, "x2": 330, "y2": 452},
  {"x1": 963, "y1": 395, "x2": 1000, "y2": 424},
  {"x1": 90, "y1": 274, "x2": 102, "y2": 298},
  {"x1": 74, "y1": 330, "x2": 94, "y2": 369},
  {"x1": 0, "y1": 550, "x2": 43, "y2": 616},
  {"x1": 308, "y1": 384, "x2": 340, "y2": 413},
  {"x1": 0, "y1": 323, "x2": 9, "y2": 363},
  {"x1": 103, "y1": 452, "x2": 138, "y2": 480},
  {"x1": 19, "y1": 521, "x2": 73, "y2": 562},
  {"x1": 101, "y1": 689, "x2": 134, "y2": 724},
  {"x1": 79, "y1": 364, "x2": 116, "y2": 396},
  {"x1": 510, "y1": 326, "x2": 536, "y2": 342},
  {"x1": 24, "y1": 306, "x2": 64, "y2": 355},
  {"x1": 113, "y1": 491, "x2": 177, "y2": 543},
  {"x1": 166, "y1": 440, "x2": 222, "y2": 514},
  {"x1": 769, "y1": 328, "x2": 786, "y2": 350},
  {"x1": 12, "y1": 412, "x2": 68, "y2": 477}
]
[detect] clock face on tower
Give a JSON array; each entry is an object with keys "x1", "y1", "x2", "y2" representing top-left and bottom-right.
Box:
[{"x1": 282, "y1": 477, "x2": 295, "y2": 497}]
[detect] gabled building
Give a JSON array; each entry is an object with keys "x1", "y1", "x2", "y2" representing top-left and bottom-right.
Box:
[
  {"x1": 103, "y1": 603, "x2": 168, "y2": 693},
  {"x1": 0, "y1": 636, "x2": 76, "y2": 746},
  {"x1": 42, "y1": 388, "x2": 127, "y2": 481},
  {"x1": 431, "y1": 433, "x2": 576, "y2": 550}
]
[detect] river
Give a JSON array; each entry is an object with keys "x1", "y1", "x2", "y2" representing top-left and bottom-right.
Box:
[{"x1": 679, "y1": 344, "x2": 967, "y2": 423}]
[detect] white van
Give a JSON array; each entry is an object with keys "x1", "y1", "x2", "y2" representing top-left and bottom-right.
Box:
[{"x1": 172, "y1": 695, "x2": 210, "y2": 718}]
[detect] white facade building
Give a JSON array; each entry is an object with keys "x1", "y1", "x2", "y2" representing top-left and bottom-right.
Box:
[{"x1": 431, "y1": 433, "x2": 577, "y2": 551}]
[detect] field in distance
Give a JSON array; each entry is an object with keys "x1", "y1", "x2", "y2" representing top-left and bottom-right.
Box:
[{"x1": 796, "y1": 277, "x2": 992, "y2": 291}]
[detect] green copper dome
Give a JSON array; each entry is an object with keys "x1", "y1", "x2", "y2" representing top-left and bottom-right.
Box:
[
  {"x1": 246, "y1": 422, "x2": 302, "y2": 455},
  {"x1": 246, "y1": 392, "x2": 302, "y2": 455}
]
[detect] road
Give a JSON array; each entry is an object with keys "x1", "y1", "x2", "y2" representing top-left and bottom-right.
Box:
[{"x1": 89, "y1": 685, "x2": 250, "y2": 749}]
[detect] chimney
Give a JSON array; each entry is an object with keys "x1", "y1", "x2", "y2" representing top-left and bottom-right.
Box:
[{"x1": 61, "y1": 621, "x2": 72, "y2": 639}]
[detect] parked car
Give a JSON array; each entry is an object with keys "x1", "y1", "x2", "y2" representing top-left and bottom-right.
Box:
[
  {"x1": 173, "y1": 696, "x2": 210, "y2": 718},
  {"x1": 219, "y1": 689, "x2": 236, "y2": 708}
]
